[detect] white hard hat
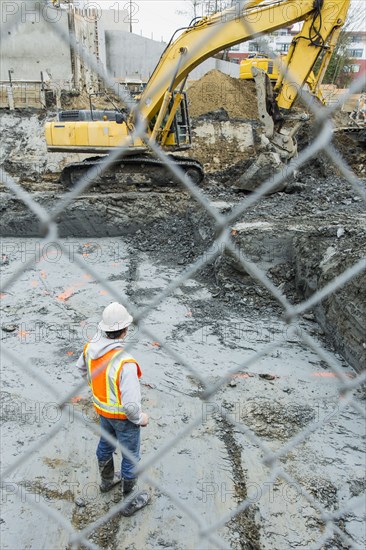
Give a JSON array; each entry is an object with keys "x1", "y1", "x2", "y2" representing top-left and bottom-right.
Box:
[{"x1": 98, "y1": 302, "x2": 133, "y2": 332}]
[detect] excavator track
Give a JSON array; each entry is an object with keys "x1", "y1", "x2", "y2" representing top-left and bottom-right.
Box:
[{"x1": 60, "y1": 155, "x2": 204, "y2": 187}]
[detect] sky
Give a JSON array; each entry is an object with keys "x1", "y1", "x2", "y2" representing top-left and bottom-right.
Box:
[
  {"x1": 73, "y1": 0, "x2": 366, "y2": 42},
  {"x1": 121, "y1": 1, "x2": 192, "y2": 41},
  {"x1": 70, "y1": 1, "x2": 194, "y2": 41}
]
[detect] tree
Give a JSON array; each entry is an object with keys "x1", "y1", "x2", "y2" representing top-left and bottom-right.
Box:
[
  {"x1": 316, "y1": 3, "x2": 364, "y2": 88},
  {"x1": 320, "y1": 30, "x2": 354, "y2": 87},
  {"x1": 250, "y1": 37, "x2": 270, "y2": 54}
]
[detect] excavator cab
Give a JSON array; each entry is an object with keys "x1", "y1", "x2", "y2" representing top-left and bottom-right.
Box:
[{"x1": 240, "y1": 53, "x2": 282, "y2": 81}]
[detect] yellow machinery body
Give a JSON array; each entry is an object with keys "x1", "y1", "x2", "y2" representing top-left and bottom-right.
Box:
[
  {"x1": 240, "y1": 54, "x2": 283, "y2": 81},
  {"x1": 45, "y1": 119, "x2": 144, "y2": 154}
]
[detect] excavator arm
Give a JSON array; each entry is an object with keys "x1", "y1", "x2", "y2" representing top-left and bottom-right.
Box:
[{"x1": 136, "y1": 0, "x2": 350, "y2": 125}]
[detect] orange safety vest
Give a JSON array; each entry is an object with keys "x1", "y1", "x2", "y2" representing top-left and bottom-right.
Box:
[{"x1": 84, "y1": 344, "x2": 142, "y2": 419}]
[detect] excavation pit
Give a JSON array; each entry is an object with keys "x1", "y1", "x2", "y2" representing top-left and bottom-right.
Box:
[{"x1": 1, "y1": 106, "x2": 365, "y2": 549}]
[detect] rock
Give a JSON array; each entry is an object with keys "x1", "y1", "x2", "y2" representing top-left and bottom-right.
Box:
[
  {"x1": 229, "y1": 379, "x2": 237, "y2": 387},
  {"x1": 336, "y1": 227, "x2": 345, "y2": 238},
  {"x1": 303, "y1": 313, "x2": 315, "y2": 322},
  {"x1": 285, "y1": 181, "x2": 307, "y2": 194},
  {"x1": 1, "y1": 325, "x2": 17, "y2": 333},
  {"x1": 259, "y1": 374, "x2": 277, "y2": 381}
]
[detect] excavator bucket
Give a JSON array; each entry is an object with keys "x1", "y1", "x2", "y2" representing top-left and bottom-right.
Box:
[
  {"x1": 238, "y1": 66, "x2": 297, "y2": 193},
  {"x1": 238, "y1": 151, "x2": 288, "y2": 193}
]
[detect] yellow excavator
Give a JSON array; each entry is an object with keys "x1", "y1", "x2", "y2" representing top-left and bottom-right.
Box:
[
  {"x1": 239, "y1": 52, "x2": 325, "y2": 102},
  {"x1": 45, "y1": 0, "x2": 350, "y2": 189}
]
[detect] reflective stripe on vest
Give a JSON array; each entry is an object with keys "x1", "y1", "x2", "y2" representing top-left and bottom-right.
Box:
[{"x1": 84, "y1": 344, "x2": 142, "y2": 419}]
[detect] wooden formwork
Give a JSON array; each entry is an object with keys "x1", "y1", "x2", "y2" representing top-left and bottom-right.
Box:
[{"x1": 0, "y1": 81, "x2": 48, "y2": 109}]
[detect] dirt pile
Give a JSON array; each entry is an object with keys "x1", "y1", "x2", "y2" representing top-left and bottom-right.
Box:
[{"x1": 187, "y1": 69, "x2": 258, "y2": 119}]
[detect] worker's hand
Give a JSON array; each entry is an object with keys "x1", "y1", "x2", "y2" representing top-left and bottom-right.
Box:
[{"x1": 140, "y1": 413, "x2": 149, "y2": 427}]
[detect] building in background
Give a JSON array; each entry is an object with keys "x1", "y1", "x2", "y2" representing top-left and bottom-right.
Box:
[
  {"x1": 346, "y1": 31, "x2": 366, "y2": 82},
  {"x1": 228, "y1": 26, "x2": 297, "y2": 63}
]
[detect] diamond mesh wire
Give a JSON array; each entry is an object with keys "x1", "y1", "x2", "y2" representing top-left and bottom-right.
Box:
[{"x1": 0, "y1": 1, "x2": 365, "y2": 549}]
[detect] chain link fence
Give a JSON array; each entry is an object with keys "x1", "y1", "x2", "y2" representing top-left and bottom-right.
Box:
[{"x1": 1, "y1": 1, "x2": 365, "y2": 549}]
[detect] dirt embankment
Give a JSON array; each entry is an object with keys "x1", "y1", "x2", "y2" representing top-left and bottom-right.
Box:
[{"x1": 294, "y1": 231, "x2": 366, "y2": 371}]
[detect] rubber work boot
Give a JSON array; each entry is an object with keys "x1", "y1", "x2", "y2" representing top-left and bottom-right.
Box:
[
  {"x1": 121, "y1": 491, "x2": 151, "y2": 517},
  {"x1": 98, "y1": 458, "x2": 120, "y2": 493},
  {"x1": 122, "y1": 477, "x2": 137, "y2": 495}
]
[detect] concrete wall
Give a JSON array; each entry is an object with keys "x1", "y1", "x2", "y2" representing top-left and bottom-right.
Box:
[
  {"x1": 0, "y1": 2, "x2": 124, "y2": 90},
  {"x1": 189, "y1": 58, "x2": 240, "y2": 81},
  {"x1": 106, "y1": 31, "x2": 239, "y2": 82},
  {"x1": 0, "y1": 1, "x2": 72, "y2": 82},
  {"x1": 100, "y1": 9, "x2": 130, "y2": 31},
  {"x1": 106, "y1": 31, "x2": 166, "y2": 81},
  {"x1": 71, "y1": 10, "x2": 101, "y2": 91}
]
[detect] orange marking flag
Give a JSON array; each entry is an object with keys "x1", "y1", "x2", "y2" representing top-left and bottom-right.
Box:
[
  {"x1": 56, "y1": 287, "x2": 75, "y2": 302},
  {"x1": 70, "y1": 396, "x2": 83, "y2": 403},
  {"x1": 312, "y1": 372, "x2": 337, "y2": 378}
]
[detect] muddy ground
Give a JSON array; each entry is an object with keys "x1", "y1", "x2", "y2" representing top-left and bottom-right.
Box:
[
  {"x1": 1, "y1": 108, "x2": 365, "y2": 372},
  {"x1": 0, "y1": 105, "x2": 365, "y2": 549},
  {"x1": 1, "y1": 235, "x2": 365, "y2": 549}
]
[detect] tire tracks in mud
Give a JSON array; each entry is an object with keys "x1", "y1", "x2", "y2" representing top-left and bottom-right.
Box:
[{"x1": 216, "y1": 415, "x2": 261, "y2": 550}]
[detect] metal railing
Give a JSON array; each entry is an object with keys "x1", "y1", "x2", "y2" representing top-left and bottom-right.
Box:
[{"x1": 1, "y1": 2, "x2": 365, "y2": 549}]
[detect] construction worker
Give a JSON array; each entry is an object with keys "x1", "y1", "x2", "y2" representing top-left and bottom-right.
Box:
[{"x1": 76, "y1": 302, "x2": 150, "y2": 515}]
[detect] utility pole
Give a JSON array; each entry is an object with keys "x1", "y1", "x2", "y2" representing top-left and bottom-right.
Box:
[{"x1": 129, "y1": 0, "x2": 132, "y2": 32}]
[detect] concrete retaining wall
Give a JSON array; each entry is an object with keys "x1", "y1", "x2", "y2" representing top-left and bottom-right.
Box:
[
  {"x1": 0, "y1": 2, "x2": 72, "y2": 82},
  {"x1": 106, "y1": 31, "x2": 166, "y2": 81},
  {"x1": 106, "y1": 30, "x2": 239, "y2": 82},
  {"x1": 189, "y1": 58, "x2": 240, "y2": 81}
]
